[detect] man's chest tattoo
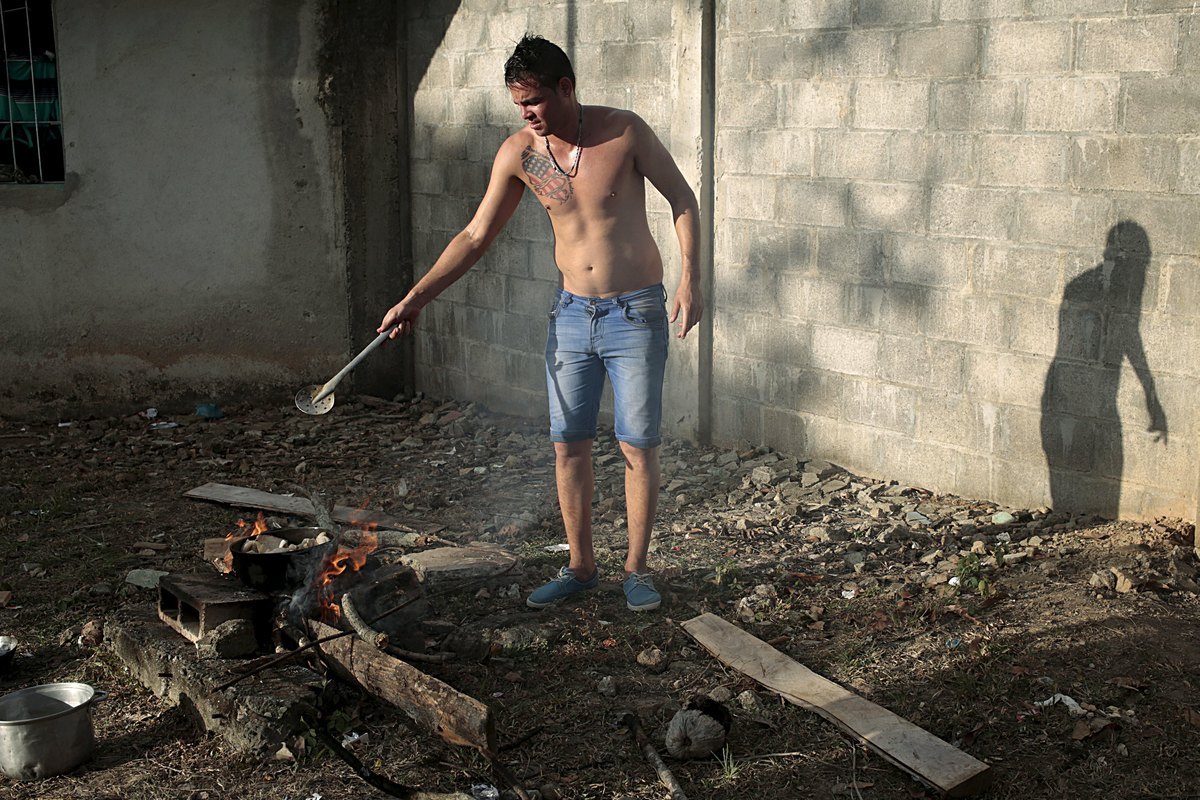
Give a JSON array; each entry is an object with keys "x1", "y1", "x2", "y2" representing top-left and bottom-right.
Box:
[{"x1": 521, "y1": 145, "x2": 574, "y2": 204}]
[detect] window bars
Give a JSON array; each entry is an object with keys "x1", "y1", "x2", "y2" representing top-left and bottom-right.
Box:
[{"x1": 0, "y1": 0, "x2": 62, "y2": 183}]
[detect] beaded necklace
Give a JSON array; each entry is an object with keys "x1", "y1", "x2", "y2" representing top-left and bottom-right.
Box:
[{"x1": 545, "y1": 104, "x2": 584, "y2": 178}]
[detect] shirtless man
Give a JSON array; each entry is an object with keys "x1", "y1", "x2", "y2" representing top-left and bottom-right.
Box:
[{"x1": 379, "y1": 35, "x2": 703, "y2": 612}]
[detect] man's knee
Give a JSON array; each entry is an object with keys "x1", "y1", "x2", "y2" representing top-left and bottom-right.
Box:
[
  {"x1": 555, "y1": 439, "x2": 593, "y2": 462},
  {"x1": 618, "y1": 441, "x2": 659, "y2": 471}
]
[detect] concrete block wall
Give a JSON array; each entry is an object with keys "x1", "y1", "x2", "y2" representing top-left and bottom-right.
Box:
[
  {"x1": 714, "y1": 1, "x2": 1200, "y2": 520},
  {"x1": 406, "y1": 0, "x2": 1200, "y2": 520},
  {"x1": 406, "y1": 1, "x2": 702, "y2": 432}
]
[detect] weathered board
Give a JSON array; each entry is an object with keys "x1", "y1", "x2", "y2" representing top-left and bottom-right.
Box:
[
  {"x1": 681, "y1": 613, "x2": 994, "y2": 797},
  {"x1": 312, "y1": 620, "x2": 497, "y2": 755},
  {"x1": 184, "y1": 482, "x2": 440, "y2": 533}
]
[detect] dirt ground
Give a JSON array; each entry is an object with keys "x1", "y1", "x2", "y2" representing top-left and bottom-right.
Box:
[{"x1": 1, "y1": 395, "x2": 1198, "y2": 800}]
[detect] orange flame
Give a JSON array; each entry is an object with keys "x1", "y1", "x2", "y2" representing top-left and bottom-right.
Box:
[
  {"x1": 315, "y1": 529, "x2": 379, "y2": 623},
  {"x1": 221, "y1": 512, "x2": 269, "y2": 572}
]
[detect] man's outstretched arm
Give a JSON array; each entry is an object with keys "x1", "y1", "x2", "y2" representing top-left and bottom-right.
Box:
[
  {"x1": 633, "y1": 115, "x2": 704, "y2": 339},
  {"x1": 379, "y1": 142, "x2": 526, "y2": 338}
]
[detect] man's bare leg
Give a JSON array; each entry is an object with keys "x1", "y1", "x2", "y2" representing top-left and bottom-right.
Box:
[
  {"x1": 620, "y1": 442, "x2": 659, "y2": 574},
  {"x1": 555, "y1": 439, "x2": 596, "y2": 579}
]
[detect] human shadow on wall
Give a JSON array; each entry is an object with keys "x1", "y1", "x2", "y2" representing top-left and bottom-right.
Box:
[{"x1": 1040, "y1": 221, "x2": 1167, "y2": 519}]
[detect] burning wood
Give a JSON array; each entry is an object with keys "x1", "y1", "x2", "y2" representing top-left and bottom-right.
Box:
[
  {"x1": 316, "y1": 532, "x2": 380, "y2": 623},
  {"x1": 221, "y1": 512, "x2": 270, "y2": 572}
]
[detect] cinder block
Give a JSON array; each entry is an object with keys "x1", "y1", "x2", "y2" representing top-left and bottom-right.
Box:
[
  {"x1": 1182, "y1": 139, "x2": 1200, "y2": 194},
  {"x1": 1073, "y1": 137, "x2": 1176, "y2": 193},
  {"x1": 966, "y1": 350, "x2": 1049, "y2": 408},
  {"x1": 810, "y1": 325, "x2": 880, "y2": 376},
  {"x1": 816, "y1": 131, "x2": 891, "y2": 180},
  {"x1": 483, "y1": 12, "x2": 530, "y2": 49},
  {"x1": 602, "y1": 41, "x2": 667, "y2": 85},
  {"x1": 1183, "y1": 16, "x2": 1200, "y2": 73},
  {"x1": 776, "y1": 178, "x2": 849, "y2": 228},
  {"x1": 979, "y1": 134, "x2": 1070, "y2": 188},
  {"x1": 787, "y1": 0, "x2": 853, "y2": 29},
  {"x1": 1027, "y1": 0, "x2": 1124, "y2": 14},
  {"x1": 441, "y1": 15, "x2": 486, "y2": 51},
  {"x1": 922, "y1": 290, "x2": 1008, "y2": 346},
  {"x1": 1079, "y1": 17, "x2": 1177, "y2": 73},
  {"x1": 847, "y1": 283, "x2": 926, "y2": 335},
  {"x1": 940, "y1": 0, "x2": 1023, "y2": 19},
  {"x1": 890, "y1": 132, "x2": 977, "y2": 184},
  {"x1": 761, "y1": 407, "x2": 809, "y2": 457},
  {"x1": 714, "y1": 264, "x2": 781, "y2": 313},
  {"x1": 888, "y1": 235, "x2": 971, "y2": 289},
  {"x1": 1124, "y1": 78, "x2": 1200, "y2": 136},
  {"x1": 722, "y1": 175, "x2": 778, "y2": 222},
  {"x1": 986, "y1": 21, "x2": 1072, "y2": 75},
  {"x1": 782, "y1": 81, "x2": 850, "y2": 129},
  {"x1": 462, "y1": 270, "x2": 505, "y2": 312},
  {"x1": 1017, "y1": 191, "x2": 1114, "y2": 249},
  {"x1": 751, "y1": 35, "x2": 818, "y2": 81},
  {"x1": 843, "y1": 379, "x2": 917, "y2": 433},
  {"x1": 1007, "y1": 299, "x2": 1071, "y2": 359},
  {"x1": 849, "y1": 183, "x2": 926, "y2": 234},
  {"x1": 719, "y1": 355, "x2": 770, "y2": 401},
  {"x1": 727, "y1": 0, "x2": 787, "y2": 32},
  {"x1": 768, "y1": 366, "x2": 845, "y2": 420},
  {"x1": 976, "y1": 245, "x2": 1062, "y2": 299},
  {"x1": 929, "y1": 186, "x2": 1017, "y2": 240},
  {"x1": 776, "y1": 275, "x2": 844, "y2": 325},
  {"x1": 817, "y1": 29, "x2": 894, "y2": 78},
  {"x1": 1166, "y1": 256, "x2": 1200, "y2": 311},
  {"x1": 629, "y1": 2, "x2": 672, "y2": 40},
  {"x1": 897, "y1": 26, "x2": 982, "y2": 77},
  {"x1": 880, "y1": 335, "x2": 966, "y2": 392},
  {"x1": 740, "y1": 220, "x2": 813, "y2": 272},
  {"x1": 717, "y1": 82, "x2": 779, "y2": 129},
  {"x1": 1026, "y1": 77, "x2": 1119, "y2": 132},
  {"x1": 1103, "y1": 191, "x2": 1200, "y2": 274},
  {"x1": 577, "y1": 2, "x2": 630, "y2": 42},
  {"x1": 713, "y1": 396, "x2": 762, "y2": 446},
  {"x1": 854, "y1": 81, "x2": 930, "y2": 130},
  {"x1": 505, "y1": 276, "x2": 554, "y2": 318},
  {"x1": 815, "y1": 230, "x2": 886, "y2": 281},
  {"x1": 934, "y1": 81, "x2": 1020, "y2": 131},
  {"x1": 914, "y1": 392, "x2": 993, "y2": 451},
  {"x1": 857, "y1": 0, "x2": 934, "y2": 26},
  {"x1": 413, "y1": 88, "x2": 450, "y2": 124}
]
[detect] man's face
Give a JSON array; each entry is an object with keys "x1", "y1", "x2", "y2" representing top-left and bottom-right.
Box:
[{"x1": 508, "y1": 78, "x2": 572, "y2": 137}]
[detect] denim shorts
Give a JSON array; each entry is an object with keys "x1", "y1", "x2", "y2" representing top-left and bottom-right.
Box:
[{"x1": 545, "y1": 283, "x2": 669, "y2": 449}]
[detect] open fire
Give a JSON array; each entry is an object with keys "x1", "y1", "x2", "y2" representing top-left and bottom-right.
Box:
[
  {"x1": 315, "y1": 530, "x2": 379, "y2": 623},
  {"x1": 222, "y1": 512, "x2": 269, "y2": 572}
]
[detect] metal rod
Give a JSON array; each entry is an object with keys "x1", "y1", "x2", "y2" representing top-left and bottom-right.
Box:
[
  {"x1": 20, "y1": 1, "x2": 42, "y2": 181},
  {"x1": 0, "y1": 2, "x2": 17, "y2": 174}
]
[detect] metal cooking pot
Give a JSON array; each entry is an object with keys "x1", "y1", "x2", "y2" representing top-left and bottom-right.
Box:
[
  {"x1": 230, "y1": 527, "x2": 336, "y2": 593},
  {"x1": 0, "y1": 682, "x2": 106, "y2": 780}
]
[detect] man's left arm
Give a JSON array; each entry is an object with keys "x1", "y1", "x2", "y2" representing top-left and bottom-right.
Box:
[{"x1": 633, "y1": 116, "x2": 704, "y2": 339}]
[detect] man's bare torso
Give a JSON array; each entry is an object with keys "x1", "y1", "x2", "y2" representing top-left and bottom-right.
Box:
[{"x1": 503, "y1": 106, "x2": 663, "y2": 298}]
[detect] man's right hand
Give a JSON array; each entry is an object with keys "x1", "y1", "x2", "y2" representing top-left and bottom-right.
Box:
[{"x1": 378, "y1": 298, "x2": 421, "y2": 340}]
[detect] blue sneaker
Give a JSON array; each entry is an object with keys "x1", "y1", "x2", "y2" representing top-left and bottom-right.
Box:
[
  {"x1": 623, "y1": 572, "x2": 661, "y2": 612},
  {"x1": 526, "y1": 566, "x2": 599, "y2": 609}
]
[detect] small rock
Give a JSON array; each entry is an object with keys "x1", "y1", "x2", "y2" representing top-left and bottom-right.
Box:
[
  {"x1": 736, "y1": 689, "x2": 762, "y2": 710},
  {"x1": 637, "y1": 647, "x2": 669, "y2": 673},
  {"x1": 88, "y1": 582, "x2": 114, "y2": 597},
  {"x1": 125, "y1": 569, "x2": 169, "y2": 589},
  {"x1": 58, "y1": 625, "x2": 82, "y2": 646},
  {"x1": 708, "y1": 685, "x2": 734, "y2": 703},
  {"x1": 80, "y1": 619, "x2": 104, "y2": 647},
  {"x1": 991, "y1": 512, "x2": 1016, "y2": 526},
  {"x1": 1090, "y1": 570, "x2": 1116, "y2": 591},
  {"x1": 597, "y1": 676, "x2": 618, "y2": 697}
]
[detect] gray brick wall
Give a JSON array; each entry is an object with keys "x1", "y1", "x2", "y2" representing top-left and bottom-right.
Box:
[{"x1": 407, "y1": 1, "x2": 1200, "y2": 522}]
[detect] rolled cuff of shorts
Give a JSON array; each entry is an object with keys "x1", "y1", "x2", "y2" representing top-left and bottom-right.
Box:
[
  {"x1": 550, "y1": 429, "x2": 597, "y2": 444},
  {"x1": 614, "y1": 433, "x2": 661, "y2": 449}
]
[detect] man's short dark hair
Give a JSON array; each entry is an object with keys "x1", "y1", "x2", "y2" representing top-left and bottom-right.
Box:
[{"x1": 504, "y1": 34, "x2": 575, "y2": 91}]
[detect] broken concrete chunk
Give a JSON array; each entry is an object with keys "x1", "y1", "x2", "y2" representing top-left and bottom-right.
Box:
[
  {"x1": 125, "y1": 569, "x2": 170, "y2": 589},
  {"x1": 636, "y1": 646, "x2": 669, "y2": 673},
  {"x1": 400, "y1": 545, "x2": 521, "y2": 586},
  {"x1": 197, "y1": 619, "x2": 258, "y2": 659}
]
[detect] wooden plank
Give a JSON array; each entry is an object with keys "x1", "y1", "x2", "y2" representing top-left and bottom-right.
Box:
[
  {"x1": 681, "y1": 613, "x2": 993, "y2": 797},
  {"x1": 184, "y1": 482, "x2": 441, "y2": 533},
  {"x1": 311, "y1": 620, "x2": 497, "y2": 755}
]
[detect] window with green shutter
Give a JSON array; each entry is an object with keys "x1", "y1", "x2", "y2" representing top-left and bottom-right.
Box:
[{"x1": 1, "y1": 0, "x2": 62, "y2": 184}]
